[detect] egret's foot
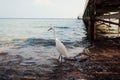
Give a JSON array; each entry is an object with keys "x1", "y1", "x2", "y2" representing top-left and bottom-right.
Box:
[
  {"x1": 64, "y1": 57, "x2": 77, "y2": 61},
  {"x1": 64, "y1": 55, "x2": 88, "y2": 62},
  {"x1": 58, "y1": 55, "x2": 64, "y2": 63}
]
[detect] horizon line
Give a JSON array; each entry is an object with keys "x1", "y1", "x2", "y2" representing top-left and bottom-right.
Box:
[{"x1": 0, "y1": 17, "x2": 82, "y2": 19}]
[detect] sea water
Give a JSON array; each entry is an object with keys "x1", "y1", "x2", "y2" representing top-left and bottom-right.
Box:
[{"x1": 0, "y1": 18, "x2": 88, "y2": 64}]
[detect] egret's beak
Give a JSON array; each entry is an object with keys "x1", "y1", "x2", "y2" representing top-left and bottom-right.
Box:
[{"x1": 48, "y1": 27, "x2": 53, "y2": 31}]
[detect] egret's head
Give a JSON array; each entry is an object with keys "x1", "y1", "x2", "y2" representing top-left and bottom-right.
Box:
[{"x1": 48, "y1": 27, "x2": 54, "y2": 31}]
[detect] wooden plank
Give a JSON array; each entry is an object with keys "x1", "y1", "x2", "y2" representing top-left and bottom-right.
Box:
[
  {"x1": 119, "y1": 16, "x2": 120, "y2": 26},
  {"x1": 96, "y1": 13, "x2": 120, "y2": 19},
  {"x1": 95, "y1": 0, "x2": 103, "y2": 4},
  {"x1": 94, "y1": 0, "x2": 119, "y2": 5},
  {"x1": 83, "y1": 0, "x2": 120, "y2": 41},
  {"x1": 89, "y1": 61, "x2": 120, "y2": 64},
  {"x1": 96, "y1": 19, "x2": 119, "y2": 25},
  {"x1": 92, "y1": 72, "x2": 120, "y2": 75},
  {"x1": 118, "y1": 15, "x2": 120, "y2": 34},
  {"x1": 96, "y1": 8, "x2": 119, "y2": 14},
  {"x1": 10, "y1": 75, "x2": 49, "y2": 79},
  {"x1": 83, "y1": 0, "x2": 120, "y2": 16},
  {"x1": 104, "y1": 1, "x2": 120, "y2": 5},
  {"x1": 90, "y1": 0, "x2": 96, "y2": 41}
]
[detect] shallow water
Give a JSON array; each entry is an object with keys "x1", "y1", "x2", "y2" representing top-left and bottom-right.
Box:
[
  {"x1": 0, "y1": 18, "x2": 88, "y2": 64},
  {"x1": 0, "y1": 19, "x2": 119, "y2": 80}
]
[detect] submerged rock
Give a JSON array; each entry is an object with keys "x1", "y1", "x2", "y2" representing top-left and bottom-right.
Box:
[{"x1": 0, "y1": 52, "x2": 8, "y2": 56}]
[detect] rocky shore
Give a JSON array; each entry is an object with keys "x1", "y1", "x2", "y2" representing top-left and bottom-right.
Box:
[{"x1": 0, "y1": 38, "x2": 120, "y2": 80}]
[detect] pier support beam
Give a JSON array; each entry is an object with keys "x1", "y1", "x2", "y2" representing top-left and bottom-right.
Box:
[
  {"x1": 83, "y1": 0, "x2": 120, "y2": 41},
  {"x1": 90, "y1": 0, "x2": 96, "y2": 42},
  {"x1": 118, "y1": 12, "x2": 120, "y2": 35},
  {"x1": 119, "y1": 19, "x2": 120, "y2": 27},
  {"x1": 119, "y1": 12, "x2": 120, "y2": 27}
]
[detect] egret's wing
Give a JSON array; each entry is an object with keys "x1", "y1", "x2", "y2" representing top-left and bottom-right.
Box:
[{"x1": 55, "y1": 38, "x2": 69, "y2": 58}]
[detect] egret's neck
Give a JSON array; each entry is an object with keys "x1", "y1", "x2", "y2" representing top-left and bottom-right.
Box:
[{"x1": 53, "y1": 28, "x2": 56, "y2": 40}]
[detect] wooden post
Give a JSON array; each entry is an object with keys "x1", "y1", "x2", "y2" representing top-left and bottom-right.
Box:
[
  {"x1": 119, "y1": 12, "x2": 120, "y2": 27},
  {"x1": 88, "y1": 19, "x2": 91, "y2": 39},
  {"x1": 90, "y1": 0, "x2": 96, "y2": 43},
  {"x1": 119, "y1": 19, "x2": 120, "y2": 27},
  {"x1": 119, "y1": 17, "x2": 120, "y2": 36},
  {"x1": 94, "y1": 0, "x2": 96, "y2": 40},
  {"x1": 94, "y1": 22, "x2": 96, "y2": 39},
  {"x1": 118, "y1": 12, "x2": 120, "y2": 36},
  {"x1": 108, "y1": 13, "x2": 111, "y2": 33}
]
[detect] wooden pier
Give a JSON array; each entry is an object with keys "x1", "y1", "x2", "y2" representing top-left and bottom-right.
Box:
[{"x1": 83, "y1": 0, "x2": 120, "y2": 41}]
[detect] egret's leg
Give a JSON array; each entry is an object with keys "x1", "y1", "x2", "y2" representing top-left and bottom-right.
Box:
[
  {"x1": 61, "y1": 56, "x2": 63, "y2": 62},
  {"x1": 58, "y1": 54, "x2": 61, "y2": 60}
]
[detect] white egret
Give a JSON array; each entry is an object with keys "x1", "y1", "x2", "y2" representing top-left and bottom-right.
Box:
[{"x1": 48, "y1": 27, "x2": 69, "y2": 61}]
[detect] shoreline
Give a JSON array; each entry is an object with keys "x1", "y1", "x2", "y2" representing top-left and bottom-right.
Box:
[{"x1": 0, "y1": 38, "x2": 120, "y2": 80}]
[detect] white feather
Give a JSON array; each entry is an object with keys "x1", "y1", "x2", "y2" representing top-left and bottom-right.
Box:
[{"x1": 55, "y1": 38, "x2": 69, "y2": 58}]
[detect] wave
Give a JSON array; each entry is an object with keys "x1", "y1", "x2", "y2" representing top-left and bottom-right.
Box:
[
  {"x1": 54, "y1": 26, "x2": 69, "y2": 29},
  {"x1": 24, "y1": 38, "x2": 73, "y2": 47},
  {"x1": 0, "y1": 37, "x2": 89, "y2": 49},
  {"x1": 25, "y1": 38, "x2": 55, "y2": 46},
  {"x1": 24, "y1": 38, "x2": 89, "y2": 47},
  {"x1": 33, "y1": 26, "x2": 69, "y2": 29}
]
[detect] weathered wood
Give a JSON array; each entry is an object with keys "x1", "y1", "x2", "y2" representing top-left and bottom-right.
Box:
[
  {"x1": 92, "y1": 72, "x2": 120, "y2": 75},
  {"x1": 96, "y1": 13, "x2": 120, "y2": 19},
  {"x1": 83, "y1": 0, "x2": 120, "y2": 40},
  {"x1": 119, "y1": 15, "x2": 120, "y2": 26},
  {"x1": 96, "y1": 8, "x2": 119, "y2": 14},
  {"x1": 90, "y1": 0, "x2": 96, "y2": 41},
  {"x1": 96, "y1": 19, "x2": 119, "y2": 26},
  {"x1": 10, "y1": 75, "x2": 42, "y2": 79},
  {"x1": 118, "y1": 15, "x2": 120, "y2": 34}
]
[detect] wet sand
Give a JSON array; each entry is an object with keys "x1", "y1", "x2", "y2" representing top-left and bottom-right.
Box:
[{"x1": 0, "y1": 38, "x2": 120, "y2": 80}]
